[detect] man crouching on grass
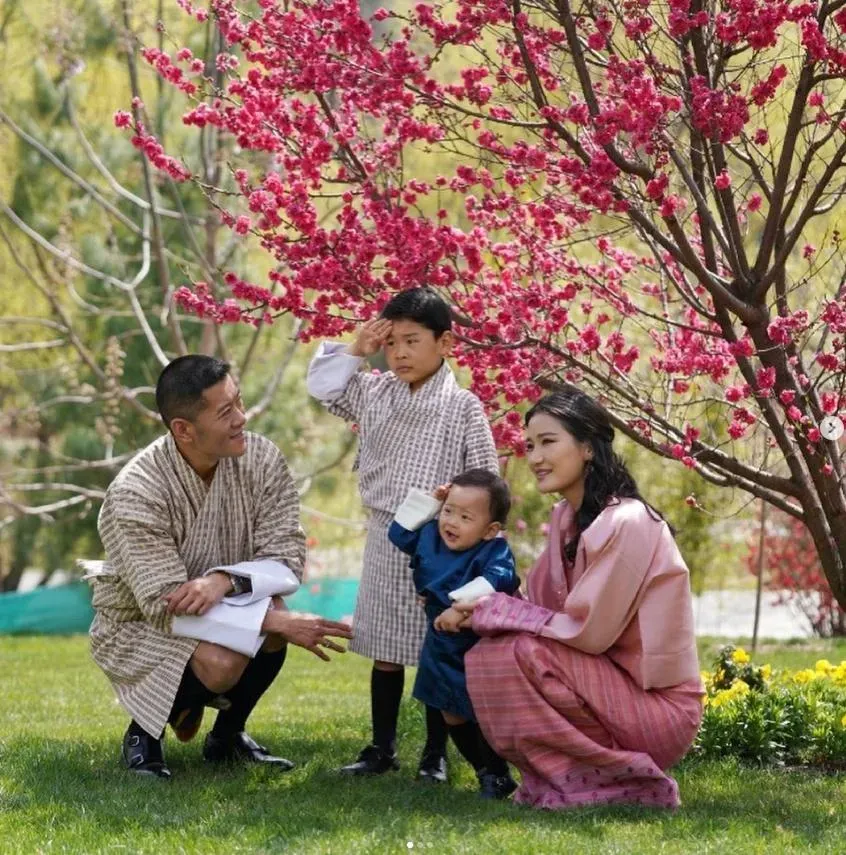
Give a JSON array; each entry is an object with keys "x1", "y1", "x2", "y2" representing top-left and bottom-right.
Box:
[{"x1": 88, "y1": 355, "x2": 352, "y2": 780}]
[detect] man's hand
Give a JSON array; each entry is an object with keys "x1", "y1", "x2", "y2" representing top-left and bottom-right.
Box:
[
  {"x1": 269, "y1": 611, "x2": 354, "y2": 661},
  {"x1": 163, "y1": 572, "x2": 232, "y2": 616},
  {"x1": 347, "y1": 318, "x2": 392, "y2": 358},
  {"x1": 434, "y1": 606, "x2": 469, "y2": 633}
]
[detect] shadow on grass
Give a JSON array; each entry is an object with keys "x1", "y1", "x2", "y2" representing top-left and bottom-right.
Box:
[{"x1": 2, "y1": 733, "x2": 843, "y2": 850}]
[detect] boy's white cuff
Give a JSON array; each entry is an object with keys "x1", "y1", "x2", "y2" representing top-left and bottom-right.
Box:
[
  {"x1": 448, "y1": 577, "x2": 496, "y2": 603},
  {"x1": 306, "y1": 341, "x2": 364, "y2": 403},
  {"x1": 394, "y1": 488, "x2": 443, "y2": 531}
]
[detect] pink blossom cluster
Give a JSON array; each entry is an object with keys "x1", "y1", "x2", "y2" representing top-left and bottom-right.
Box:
[
  {"x1": 129, "y1": 124, "x2": 191, "y2": 182},
  {"x1": 140, "y1": 47, "x2": 202, "y2": 96},
  {"x1": 126, "y1": 0, "x2": 846, "y2": 475}
]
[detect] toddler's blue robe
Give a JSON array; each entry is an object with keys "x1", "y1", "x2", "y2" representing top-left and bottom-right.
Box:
[{"x1": 388, "y1": 519, "x2": 520, "y2": 720}]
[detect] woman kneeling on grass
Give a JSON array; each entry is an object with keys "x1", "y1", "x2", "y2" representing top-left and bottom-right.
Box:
[{"x1": 447, "y1": 386, "x2": 704, "y2": 810}]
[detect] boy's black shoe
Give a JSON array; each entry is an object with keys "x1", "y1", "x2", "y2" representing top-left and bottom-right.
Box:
[
  {"x1": 202, "y1": 731, "x2": 295, "y2": 770},
  {"x1": 416, "y1": 750, "x2": 447, "y2": 783},
  {"x1": 478, "y1": 770, "x2": 518, "y2": 800},
  {"x1": 338, "y1": 744, "x2": 400, "y2": 776},
  {"x1": 122, "y1": 726, "x2": 171, "y2": 780}
]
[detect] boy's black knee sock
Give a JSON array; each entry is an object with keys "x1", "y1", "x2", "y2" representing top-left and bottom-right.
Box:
[
  {"x1": 166, "y1": 664, "x2": 216, "y2": 725},
  {"x1": 371, "y1": 667, "x2": 404, "y2": 753},
  {"x1": 448, "y1": 721, "x2": 486, "y2": 771},
  {"x1": 477, "y1": 729, "x2": 510, "y2": 777},
  {"x1": 211, "y1": 646, "x2": 287, "y2": 738},
  {"x1": 423, "y1": 704, "x2": 449, "y2": 756},
  {"x1": 449, "y1": 721, "x2": 509, "y2": 776}
]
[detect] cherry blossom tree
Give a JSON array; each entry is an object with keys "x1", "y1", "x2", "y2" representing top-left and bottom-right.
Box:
[
  {"x1": 747, "y1": 508, "x2": 846, "y2": 636},
  {"x1": 125, "y1": 0, "x2": 846, "y2": 607}
]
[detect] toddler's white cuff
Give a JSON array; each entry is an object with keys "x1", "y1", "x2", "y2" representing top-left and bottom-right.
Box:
[
  {"x1": 394, "y1": 488, "x2": 442, "y2": 530},
  {"x1": 448, "y1": 577, "x2": 496, "y2": 603}
]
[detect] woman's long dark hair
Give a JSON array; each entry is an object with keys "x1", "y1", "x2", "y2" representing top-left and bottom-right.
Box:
[{"x1": 525, "y1": 385, "x2": 668, "y2": 561}]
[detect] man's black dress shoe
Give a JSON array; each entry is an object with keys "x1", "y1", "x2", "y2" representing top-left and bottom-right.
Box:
[
  {"x1": 202, "y1": 731, "x2": 295, "y2": 770},
  {"x1": 338, "y1": 744, "x2": 400, "y2": 776},
  {"x1": 478, "y1": 770, "x2": 518, "y2": 800},
  {"x1": 416, "y1": 749, "x2": 448, "y2": 783},
  {"x1": 122, "y1": 726, "x2": 172, "y2": 779}
]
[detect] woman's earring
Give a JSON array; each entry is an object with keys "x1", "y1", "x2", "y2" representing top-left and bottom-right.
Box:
[{"x1": 584, "y1": 458, "x2": 593, "y2": 477}]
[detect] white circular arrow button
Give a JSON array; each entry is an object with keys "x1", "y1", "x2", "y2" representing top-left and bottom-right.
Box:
[{"x1": 820, "y1": 416, "x2": 844, "y2": 441}]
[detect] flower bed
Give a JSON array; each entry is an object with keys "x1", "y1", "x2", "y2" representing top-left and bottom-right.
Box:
[{"x1": 693, "y1": 645, "x2": 846, "y2": 769}]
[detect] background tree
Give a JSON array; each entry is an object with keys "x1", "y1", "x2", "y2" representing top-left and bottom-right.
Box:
[
  {"x1": 747, "y1": 507, "x2": 846, "y2": 637},
  {"x1": 129, "y1": 0, "x2": 846, "y2": 606},
  {"x1": 0, "y1": 0, "x2": 354, "y2": 589}
]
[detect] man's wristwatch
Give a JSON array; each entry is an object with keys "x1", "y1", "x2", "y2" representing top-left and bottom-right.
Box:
[{"x1": 229, "y1": 575, "x2": 251, "y2": 596}]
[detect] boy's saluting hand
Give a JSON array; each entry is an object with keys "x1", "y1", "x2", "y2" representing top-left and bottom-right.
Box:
[{"x1": 347, "y1": 318, "x2": 392, "y2": 357}]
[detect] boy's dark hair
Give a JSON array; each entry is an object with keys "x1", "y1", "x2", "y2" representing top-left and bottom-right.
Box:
[
  {"x1": 155, "y1": 355, "x2": 231, "y2": 428},
  {"x1": 450, "y1": 468, "x2": 511, "y2": 525},
  {"x1": 380, "y1": 287, "x2": 452, "y2": 337}
]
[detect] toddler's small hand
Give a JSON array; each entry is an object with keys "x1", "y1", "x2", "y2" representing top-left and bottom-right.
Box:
[{"x1": 433, "y1": 483, "x2": 451, "y2": 502}]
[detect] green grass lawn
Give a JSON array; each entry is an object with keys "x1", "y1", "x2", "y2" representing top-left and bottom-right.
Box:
[{"x1": 0, "y1": 636, "x2": 844, "y2": 854}]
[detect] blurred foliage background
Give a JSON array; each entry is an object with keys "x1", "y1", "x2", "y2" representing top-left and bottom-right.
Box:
[{"x1": 0, "y1": 0, "x2": 755, "y2": 594}]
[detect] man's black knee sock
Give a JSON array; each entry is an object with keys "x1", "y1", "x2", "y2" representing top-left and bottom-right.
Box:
[
  {"x1": 211, "y1": 645, "x2": 287, "y2": 738},
  {"x1": 423, "y1": 704, "x2": 449, "y2": 756},
  {"x1": 128, "y1": 719, "x2": 157, "y2": 740},
  {"x1": 166, "y1": 664, "x2": 216, "y2": 725},
  {"x1": 371, "y1": 667, "x2": 404, "y2": 753}
]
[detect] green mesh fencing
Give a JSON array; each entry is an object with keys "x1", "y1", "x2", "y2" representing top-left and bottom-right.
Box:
[
  {"x1": 0, "y1": 582, "x2": 95, "y2": 635},
  {"x1": 0, "y1": 578, "x2": 359, "y2": 635}
]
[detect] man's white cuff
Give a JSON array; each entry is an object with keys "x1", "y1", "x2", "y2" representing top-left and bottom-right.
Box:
[{"x1": 204, "y1": 559, "x2": 300, "y2": 606}]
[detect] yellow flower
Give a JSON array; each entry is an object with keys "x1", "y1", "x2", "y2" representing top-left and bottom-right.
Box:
[
  {"x1": 732, "y1": 679, "x2": 751, "y2": 696},
  {"x1": 841, "y1": 713, "x2": 846, "y2": 729},
  {"x1": 732, "y1": 648, "x2": 751, "y2": 665},
  {"x1": 710, "y1": 691, "x2": 730, "y2": 708},
  {"x1": 709, "y1": 679, "x2": 750, "y2": 708},
  {"x1": 761, "y1": 664, "x2": 772, "y2": 681},
  {"x1": 793, "y1": 669, "x2": 816, "y2": 684},
  {"x1": 815, "y1": 659, "x2": 834, "y2": 675}
]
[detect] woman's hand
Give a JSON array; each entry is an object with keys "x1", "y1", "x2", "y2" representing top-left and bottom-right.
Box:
[
  {"x1": 434, "y1": 606, "x2": 466, "y2": 633},
  {"x1": 439, "y1": 598, "x2": 479, "y2": 632}
]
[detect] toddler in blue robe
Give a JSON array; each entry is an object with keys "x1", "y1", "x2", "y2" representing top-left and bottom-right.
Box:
[{"x1": 388, "y1": 469, "x2": 520, "y2": 798}]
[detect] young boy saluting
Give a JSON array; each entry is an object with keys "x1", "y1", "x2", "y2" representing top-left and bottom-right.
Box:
[{"x1": 307, "y1": 287, "x2": 498, "y2": 780}]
